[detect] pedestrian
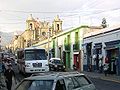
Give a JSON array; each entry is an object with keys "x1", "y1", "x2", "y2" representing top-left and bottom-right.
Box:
[
  {"x1": 99, "y1": 60, "x2": 103, "y2": 73},
  {"x1": 4, "y1": 63, "x2": 16, "y2": 90},
  {"x1": 73, "y1": 64, "x2": 77, "y2": 71},
  {"x1": 103, "y1": 63, "x2": 109, "y2": 76}
]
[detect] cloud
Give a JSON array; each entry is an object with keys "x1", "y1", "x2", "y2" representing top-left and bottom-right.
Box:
[{"x1": 0, "y1": 0, "x2": 120, "y2": 32}]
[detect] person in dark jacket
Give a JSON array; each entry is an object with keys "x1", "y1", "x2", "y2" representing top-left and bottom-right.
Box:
[{"x1": 4, "y1": 64, "x2": 16, "y2": 90}]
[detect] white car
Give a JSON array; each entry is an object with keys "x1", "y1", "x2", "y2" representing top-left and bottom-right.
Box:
[{"x1": 15, "y1": 72, "x2": 97, "y2": 90}]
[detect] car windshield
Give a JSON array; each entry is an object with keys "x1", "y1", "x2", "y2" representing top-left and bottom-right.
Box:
[
  {"x1": 16, "y1": 80, "x2": 54, "y2": 90},
  {"x1": 53, "y1": 60, "x2": 63, "y2": 64}
]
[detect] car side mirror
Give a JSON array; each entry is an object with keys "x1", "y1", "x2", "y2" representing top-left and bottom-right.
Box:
[{"x1": 46, "y1": 51, "x2": 48, "y2": 56}]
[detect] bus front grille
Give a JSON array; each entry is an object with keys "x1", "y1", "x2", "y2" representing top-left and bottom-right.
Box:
[{"x1": 33, "y1": 63, "x2": 42, "y2": 67}]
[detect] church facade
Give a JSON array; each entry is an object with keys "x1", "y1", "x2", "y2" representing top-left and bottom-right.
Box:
[{"x1": 10, "y1": 14, "x2": 62, "y2": 52}]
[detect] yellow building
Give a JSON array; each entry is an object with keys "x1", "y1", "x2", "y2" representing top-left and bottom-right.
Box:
[{"x1": 9, "y1": 14, "x2": 62, "y2": 53}]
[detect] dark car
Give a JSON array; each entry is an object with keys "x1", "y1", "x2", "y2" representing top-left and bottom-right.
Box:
[{"x1": 49, "y1": 58, "x2": 65, "y2": 71}]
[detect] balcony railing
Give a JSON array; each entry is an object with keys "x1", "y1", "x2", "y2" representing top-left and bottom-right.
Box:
[
  {"x1": 65, "y1": 44, "x2": 71, "y2": 51},
  {"x1": 73, "y1": 43, "x2": 79, "y2": 50}
]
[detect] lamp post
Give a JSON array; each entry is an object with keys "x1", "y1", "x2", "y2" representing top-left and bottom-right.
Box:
[{"x1": 47, "y1": 28, "x2": 50, "y2": 60}]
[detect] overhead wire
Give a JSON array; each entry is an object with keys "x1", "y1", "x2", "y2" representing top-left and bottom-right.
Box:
[{"x1": 0, "y1": 6, "x2": 120, "y2": 25}]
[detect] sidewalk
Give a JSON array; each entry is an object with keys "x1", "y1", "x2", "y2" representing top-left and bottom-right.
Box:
[
  {"x1": 0, "y1": 73, "x2": 7, "y2": 90},
  {"x1": 0, "y1": 73, "x2": 18, "y2": 90},
  {"x1": 83, "y1": 71, "x2": 120, "y2": 83}
]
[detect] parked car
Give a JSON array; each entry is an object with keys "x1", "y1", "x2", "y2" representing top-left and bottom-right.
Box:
[
  {"x1": 49, "y1": 58, "x2": 65, "y2": 71},
  {"x1": 15, "y1": 72, "x2": 97, "y2": 90}
]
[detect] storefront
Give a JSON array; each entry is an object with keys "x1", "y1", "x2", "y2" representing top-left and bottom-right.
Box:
[
  {"x1": 83, "y1": 42, "x2": 92, "y2": 71},
  {"x1": 73, "y1": 51, "x2": 81, "y2": 71},
  {"x1": 105, "y1": 40, "x2": 120, "y2": 75},
  {"x1": 93, "y1": 43, "x2": 103, "y2": 72}
]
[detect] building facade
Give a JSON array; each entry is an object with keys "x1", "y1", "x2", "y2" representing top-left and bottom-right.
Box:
[
  {"x1": 83, "y1": 25, "x2": 120, "y2": 75},
  {"x1": 9, "y1": 14, "x2": 62, "y2": 53},
  {"x1": 33, "y1": 26, "x2": 91, "y2": 71}
]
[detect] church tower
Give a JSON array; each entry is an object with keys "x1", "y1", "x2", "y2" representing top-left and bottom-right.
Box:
[
  {"x1": 26, "y1": 14, "x2": 35, "y2": 30},
  {"x1": 53, "y1": 15, "x2": 62, "y2": 34},
  {"x1": 26, "y1": 14, "x2": 38, "y2": 41}
]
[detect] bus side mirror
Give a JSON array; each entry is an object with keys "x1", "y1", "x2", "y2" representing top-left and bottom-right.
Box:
[{"x1": 46, "y1": 52, "x2": 48, "y2": 56}]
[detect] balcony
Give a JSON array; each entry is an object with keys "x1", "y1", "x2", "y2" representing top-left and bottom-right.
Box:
[
  {"x1": 73, "y1": 43, "x2": 79, "y2": 51},
  {"x1": 65, "y1": 44, "x2": 71, "y2": 51}
]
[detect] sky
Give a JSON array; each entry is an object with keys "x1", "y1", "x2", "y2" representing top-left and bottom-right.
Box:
[{"x1": 0, "y1": 0, "x2": 120, "y2": 33}]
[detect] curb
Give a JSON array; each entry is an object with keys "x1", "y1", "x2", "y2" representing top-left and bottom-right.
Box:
[
  {"x1": 100, "y1": 77, "x2": 120, "y2": 83},
  {"x1": 83, "y1": 72, "x2": 120, "y2": 83}
]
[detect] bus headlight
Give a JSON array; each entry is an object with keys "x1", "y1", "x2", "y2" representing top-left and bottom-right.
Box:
[
  {"x1": 45, "y1": 64, "x2": 48, "y2": 66},
  {"x1": 25, "y1": 63, "x2": 31, "y2": 67},
  {"x1": 63, "y1": 65, "x2": 65, "y2": 68}
]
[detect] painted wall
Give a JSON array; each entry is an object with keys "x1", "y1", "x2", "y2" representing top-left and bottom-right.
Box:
[{"x1": 83, "y1": 27, "x2": 120, "y2": 74}]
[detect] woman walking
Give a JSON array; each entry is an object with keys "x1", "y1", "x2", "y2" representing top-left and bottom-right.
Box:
[
  {"x1": 103, "y1": 63, "x2": 109, "y2": 76},
  {"x1": 4, "y1": 63, "x2": 16, "y2": 90}
]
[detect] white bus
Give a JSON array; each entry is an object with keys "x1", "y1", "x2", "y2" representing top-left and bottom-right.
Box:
[{"x1": 17, "y1": 47, "x2": 49, "y2": 74}]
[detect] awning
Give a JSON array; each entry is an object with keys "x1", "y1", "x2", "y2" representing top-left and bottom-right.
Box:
[
  {"x1": 94, "y1": 43, "x2": 102, "y2": 49},
  {"x1": 104, "y1": 45, "x2": 118, "y2": 50},
  {"x1": 73, "y1": 52, "x2": 79, "y2": 54},
  {"x1": 105, "y1": 40, "x2": 120, "y2": 50}
]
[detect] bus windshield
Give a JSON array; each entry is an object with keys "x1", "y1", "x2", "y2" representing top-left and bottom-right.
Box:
[{"x1": 25, "y1": 49, "x2": 47, "y2": 60}]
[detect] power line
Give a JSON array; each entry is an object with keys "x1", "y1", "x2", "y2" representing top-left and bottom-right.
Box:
[
  {"x1": 1, "y1": 10, "x2": 80, "y2": 14},
  {"x1": 0, "y1": 7, "x2": 120, "y2": 25},
  {"x1": 0, "y1": 22, "x2": 25, "y2": 24}
]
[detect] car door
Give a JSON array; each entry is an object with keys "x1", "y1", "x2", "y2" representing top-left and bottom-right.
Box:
[{"x1": 55, "y1": 79, "x2": 66, "y2": 90}]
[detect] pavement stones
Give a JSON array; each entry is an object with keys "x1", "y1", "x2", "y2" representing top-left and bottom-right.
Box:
[{"x1": 0, "y1": 73, "x2": 18, "y2": 90}]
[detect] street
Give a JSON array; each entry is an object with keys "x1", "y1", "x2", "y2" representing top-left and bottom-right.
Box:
[
  {"x1": 90, "y1": 77, "x2": 120, "y2": 90},
  {"x1": 1, "y1": 0, "x2": 120, "y2": 90},
  {"x1": 11, "y1": 61, "x2": 120, "y2": 90}
]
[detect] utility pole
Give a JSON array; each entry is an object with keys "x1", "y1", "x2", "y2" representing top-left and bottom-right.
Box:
[{"x1": 47, "y1": 28, "x2": 50, "y2": 60}]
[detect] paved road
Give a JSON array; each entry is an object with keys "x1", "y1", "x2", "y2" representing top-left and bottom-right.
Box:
[
  {"x1": 90, "y1": 77, "x2": 120, "y2": 90},
  {"x1": 12, "y1": 61, "x2": 120, "y2": 90}
]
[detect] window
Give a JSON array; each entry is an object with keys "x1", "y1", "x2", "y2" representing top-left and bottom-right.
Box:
[
  {"x1": 25, "y1": 49, "x2": 47, "y2": 60},
  {"x1": 65, "y1": 77, "x2": 74, "y2": 90},
  {"x1": 16, "y1": 80, "x2": 54, "y2": 90},
  {"x1": 30, "y1": 23, "x2": 32, "y2": 30},
  {"x1": 72, "y1": 77, "x2": 80, "y2": 88},
  {"x1": 55, "y1": 79, "x2": 66, "y2": 90},
  {"x1": 74, "y1": 76, "x2": 91, "y2": 87},
  {"x1": 57, "y1": 24, "x2": 59, "y2": 30}
]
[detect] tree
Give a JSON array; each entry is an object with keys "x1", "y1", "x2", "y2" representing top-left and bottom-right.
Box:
[{"x1": 101, "y1": 18, "x2": 107, "y2": 28}]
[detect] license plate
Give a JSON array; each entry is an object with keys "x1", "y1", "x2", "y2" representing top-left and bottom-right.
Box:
[{"x1": 33, "y1": 63, "x2": 42, "y2": 67}]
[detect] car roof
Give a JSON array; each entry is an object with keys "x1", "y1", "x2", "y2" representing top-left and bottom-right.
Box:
[
  {"x1": 24, "y1": 47, "x2": 45, "y2": 50},
  {"x1": 50, "y1": 58, "x2": 61, "y2": 60},
  {"x1": 25, "y1": 72, "x2": 85, "y2": 81}
]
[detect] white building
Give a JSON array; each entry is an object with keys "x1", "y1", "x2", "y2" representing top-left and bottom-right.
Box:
[{"x1": 83, "y1": 25, "x2": 120, "y2": 75}]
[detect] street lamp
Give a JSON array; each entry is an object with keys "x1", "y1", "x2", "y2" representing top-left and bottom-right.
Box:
[{"x1": 47, "y1": 28, "x2": 50, "y2": 60}]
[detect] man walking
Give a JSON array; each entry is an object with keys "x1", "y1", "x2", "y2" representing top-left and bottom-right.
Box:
[{"x1": 4, "y1": 63, "x2": 16, "y2": 90}]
